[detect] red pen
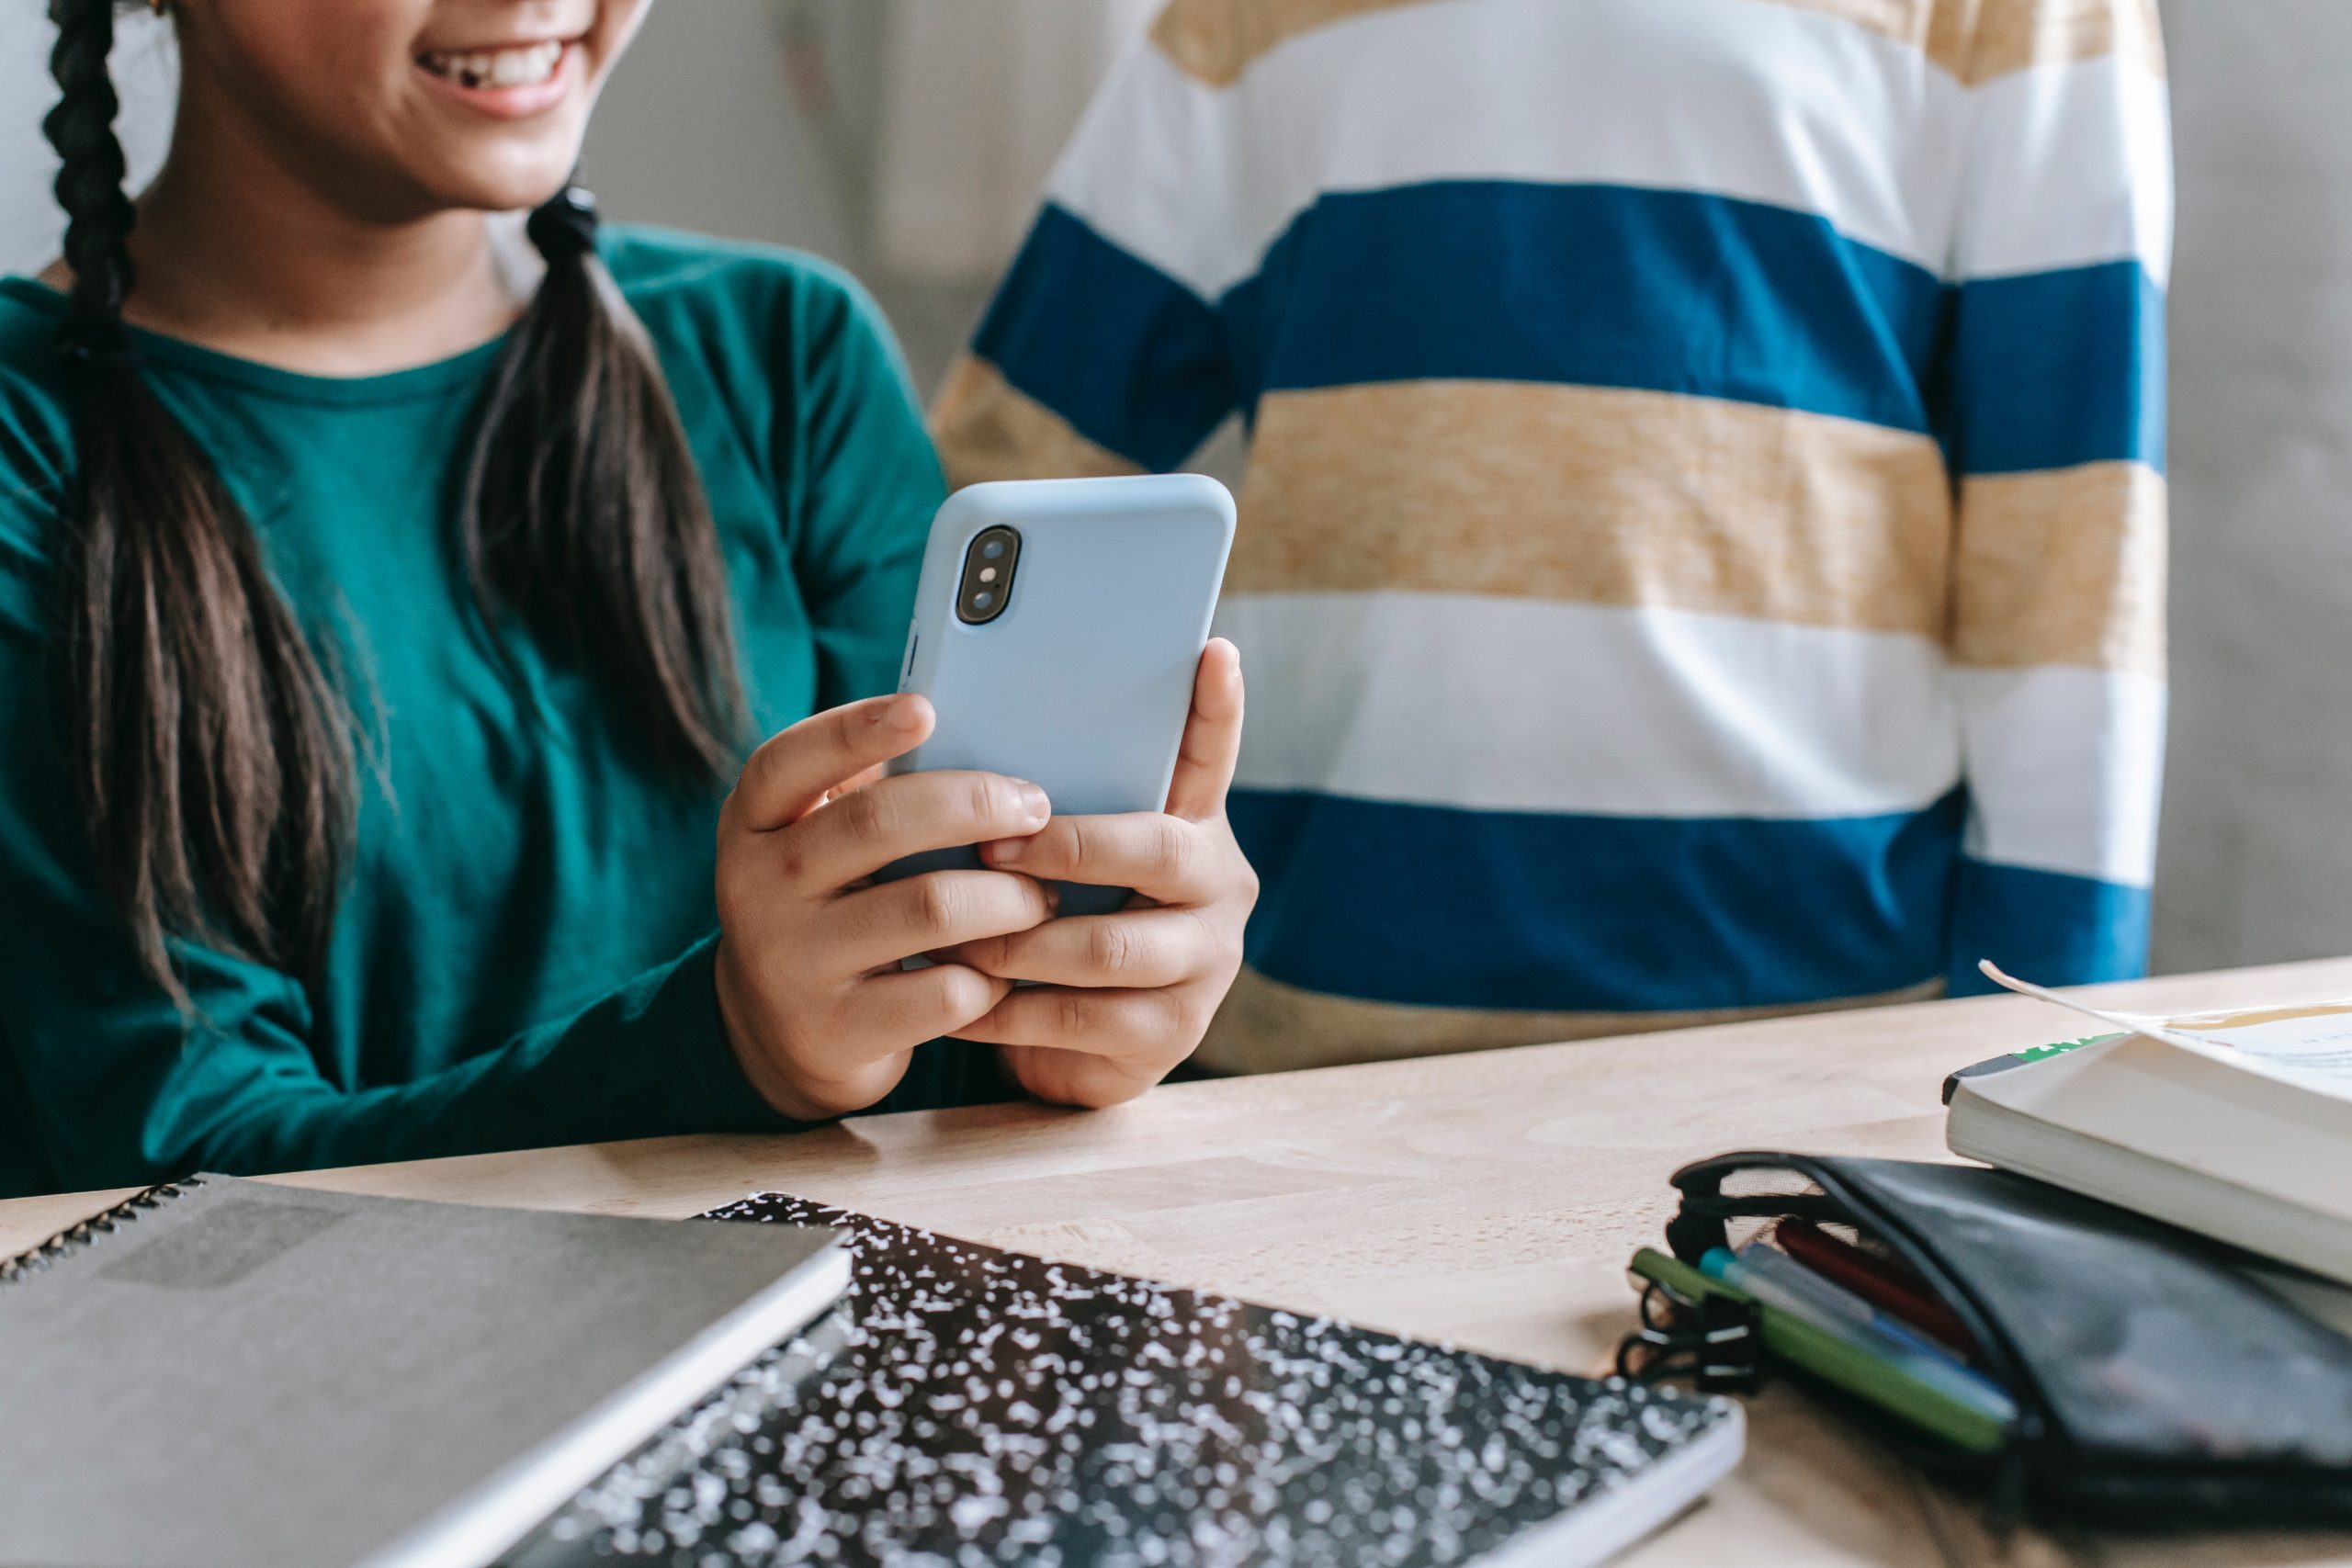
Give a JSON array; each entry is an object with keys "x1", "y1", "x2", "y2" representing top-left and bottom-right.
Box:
[{"x1": 1777, "y1": 1219, "x2": 1978, "y2": 1359}]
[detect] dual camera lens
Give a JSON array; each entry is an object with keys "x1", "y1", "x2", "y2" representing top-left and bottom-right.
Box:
[{"x1": 956, "y1": 525, "x2": 1021, "y2": 625}]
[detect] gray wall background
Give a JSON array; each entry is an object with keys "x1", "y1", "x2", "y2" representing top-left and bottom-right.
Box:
[
  {"x1": 2156, "y1": 3, "x2": 2352, "y2": 972},
  {"x1": 5, "y1": 0, "x2": 2347, "y2": 977}
]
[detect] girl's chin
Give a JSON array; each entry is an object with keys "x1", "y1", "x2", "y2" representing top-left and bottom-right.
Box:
[{"x1": 402, "y1": 157, "x2": 583, "y2": 225}]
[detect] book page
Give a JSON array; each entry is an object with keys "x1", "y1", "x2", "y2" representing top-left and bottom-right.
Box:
[{"x1": 1979, "y1": 963, "x2": 2352, "y2": 1101}]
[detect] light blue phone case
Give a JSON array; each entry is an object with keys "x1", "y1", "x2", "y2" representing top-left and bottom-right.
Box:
[{"x1": 882, "y1": 475, "x2": 1236, "y2": 917}]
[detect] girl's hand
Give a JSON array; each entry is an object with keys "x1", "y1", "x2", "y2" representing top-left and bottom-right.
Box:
[
  {"x1": 712, "y1": 694, "x2": 1057, "y2": 1122},
  {"x1": 942, "y1": 640, "x2": 1258, "y2": 1108}
]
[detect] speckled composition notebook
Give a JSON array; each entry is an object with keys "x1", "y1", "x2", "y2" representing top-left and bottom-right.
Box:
[
  {"x1": 0, "y1": 1176, "x2": 850, "y2": 1568},
  {"x1": 510, "y1": 1195, "x2": 1744, "y2": 1568}
]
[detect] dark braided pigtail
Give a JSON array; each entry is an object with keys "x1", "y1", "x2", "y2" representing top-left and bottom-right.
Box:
[
  {"x1": 455, "y1": 187, "x2": 748, "y2": 779},
  {"x1": 45, "y1": 0, "x2": 353, "y2": 1004}
]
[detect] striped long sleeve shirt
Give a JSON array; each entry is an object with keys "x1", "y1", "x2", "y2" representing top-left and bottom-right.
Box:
[{"x1": 933, "y1": 0, "x2": 2170, "y2": 1072}]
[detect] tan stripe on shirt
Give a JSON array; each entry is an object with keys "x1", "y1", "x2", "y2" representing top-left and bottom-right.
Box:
[
  {"x1": 1150, "y1": 0, "x2": 1438, "y2": 87},
  {"x1": 936, "y1": 367, "x2": 2165, "y2": 676},
  {"x1": 1147, "y1": 0, "x2": 2165, "y2": 91},
  {"x1": 933, "y1": 355, "x2": 1145, "y2": 491},
  {"x1": 1952, "y1": 462, "x2": 2167, "y2": 679},
  {"x1": 1227, "y1": 379, "x2": 1958, "y2": 641}
]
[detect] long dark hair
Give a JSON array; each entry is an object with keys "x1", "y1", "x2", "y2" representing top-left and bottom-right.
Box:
[{"x1": 43, "y1": 0, "x2": 747, "y2": 1005}]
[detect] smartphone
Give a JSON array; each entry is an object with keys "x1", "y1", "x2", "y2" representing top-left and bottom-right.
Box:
[{"x1": 879, "y1": 474, "x2": 1236, "y2": 917}]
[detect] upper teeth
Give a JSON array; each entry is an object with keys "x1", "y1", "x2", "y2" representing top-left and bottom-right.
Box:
[{"x1": 423, "y1": 40, "x2": 563, "y2": 89}]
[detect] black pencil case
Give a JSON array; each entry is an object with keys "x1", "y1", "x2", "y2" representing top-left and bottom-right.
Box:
[{"x1": 1627, "y1": 1152, "x2": 2352, "y2": 1528}]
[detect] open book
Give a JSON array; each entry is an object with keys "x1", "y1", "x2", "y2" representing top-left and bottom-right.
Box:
[{"x1": 1946, "y1": 963, "x2": 2352, "y2": 1285}]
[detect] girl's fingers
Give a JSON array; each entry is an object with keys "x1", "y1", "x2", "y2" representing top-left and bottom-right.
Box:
[
  {"x1": 1163, "y1": 638, "x2": 1243, "y2": 822},
  {"x1": 997, "y1": 1043, "x2": 1159, "y2": 1111},
  {"x1": 725, "y1": 694, "x2": 933, "y2": 834},
  {"x1": 940, "y1": 908, "x2": 1206, "y2": 990},
  {"x1": 823, "y1": 761, "x2": 890, "y2": 805},
  {"x1": 950, "y1": 982, "x2": 1193, "y2": 1060},
  {"x1": 831, "y1": 869, "x2": 1057, "y2": 973},
  {"x1": 860, "y1": 962, "x2": 1012, "y2": 1046},
  {"x1": 979, "y1": 812, "x2": 1219, "y2": 906},
  {"x1": 787, "y1": 769, "x2": 1051, "y2": 891}
]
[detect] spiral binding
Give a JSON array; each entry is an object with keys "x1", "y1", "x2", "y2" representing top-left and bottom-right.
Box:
[{"x1": 0, "y1": 1175, "x2": 205, "y2": 1288}]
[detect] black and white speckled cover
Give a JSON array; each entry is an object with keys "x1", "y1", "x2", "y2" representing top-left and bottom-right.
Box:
[{"x1": 506, "y1": 1194, "x2": 1737, "y2": 1568}]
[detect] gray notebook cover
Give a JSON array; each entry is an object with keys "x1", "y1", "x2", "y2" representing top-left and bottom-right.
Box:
[{"x1": 0, "y1": 1175, "x2": 847, "y2": 1568}]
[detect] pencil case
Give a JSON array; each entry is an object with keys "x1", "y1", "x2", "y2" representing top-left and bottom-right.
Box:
[{"x1": 1618, "y1": 1153, "x2": 2352, "y2": 1528}]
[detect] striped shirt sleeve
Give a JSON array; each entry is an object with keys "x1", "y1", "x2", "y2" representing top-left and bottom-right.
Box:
[{"x1": 1940, "y1": 0, "x2": 2171, "y2": 992}]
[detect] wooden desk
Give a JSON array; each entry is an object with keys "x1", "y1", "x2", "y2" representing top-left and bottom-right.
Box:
[{"x1": 11, "y1": 960, "x2": 2352, "y2": 1566}]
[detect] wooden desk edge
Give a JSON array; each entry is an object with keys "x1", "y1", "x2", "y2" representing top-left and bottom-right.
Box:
[{"x1": 10, "y1": 953, "x2": 2351, "y2": 1258}]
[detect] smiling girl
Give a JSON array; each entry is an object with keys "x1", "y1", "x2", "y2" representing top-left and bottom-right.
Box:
[{"x1": 0, "y1": 0, "x2": 1256, "y2": 1198}]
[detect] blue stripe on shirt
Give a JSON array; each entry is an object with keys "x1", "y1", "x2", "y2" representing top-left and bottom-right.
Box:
[
  {"x1": 970, "y1": 204, "x2": 1235, "y2": 471},
  {"x1": 1944, "y1": 857, "x2": 2152, "y2": 996},
  {"x1": 1942, "y1": 260, "x2": 2168, "y2": 477},
  {"x1": 1227, "y1": 787, "x2": 1967, "y2": 1012},
  {"x1": 977, "y1": 184, "x2": 2165, "y2": 476},
  {"x1": 1226, "y1": 179, "x2": 1945, "y2": 435}
]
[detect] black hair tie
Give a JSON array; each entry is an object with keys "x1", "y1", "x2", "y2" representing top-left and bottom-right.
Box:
[
  {"x1": 526, "y1": 185, "x2": 601, "y2": 261},
  {"x1": 55, "y1": 310, "x2": 141, "y2": 378}
]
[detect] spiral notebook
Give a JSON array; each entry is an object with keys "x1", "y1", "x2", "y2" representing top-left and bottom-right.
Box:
[
  {"x1": 0, "y1": 1176, "x2": 849, "y2": 1568},
  {"x1": 509, "y1": 1195, "x2": 1746, "y2": 1568}
]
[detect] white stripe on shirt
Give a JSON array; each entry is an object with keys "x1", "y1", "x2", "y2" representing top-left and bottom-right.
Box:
[
  {"x1": 1958, "y1": 56, "x2": 2173, "y2": 284},
  {"x1": 1216, "y1": 591, "x2": 1965, "y2": 820},
  {"x1": 1955, "y1": 663, "x2": 2166, "y2": 886},
  {"x1": 1051, "y1": 0, "x2": 2169, "y2": 301}
]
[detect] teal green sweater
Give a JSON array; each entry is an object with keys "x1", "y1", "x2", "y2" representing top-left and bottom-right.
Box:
[{"x1": 0, "y1": 230, "x2": 994, "y2": 1199}]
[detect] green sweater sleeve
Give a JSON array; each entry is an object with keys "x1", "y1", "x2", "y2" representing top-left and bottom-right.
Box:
[
  {"x1": 4, "y1": 643, "x2": 990, "y2": 1198},
  {"x1": 0, "y1": 692, "x2": 789, "y2": 1193},
  {"x1": 776, "y1": 263, "x2": 944, "y2": 709}
]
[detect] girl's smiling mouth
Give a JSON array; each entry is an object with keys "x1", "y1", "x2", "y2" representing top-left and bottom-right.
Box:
[{"x1": 414, "y1": 38, "x2": 580, "y2": 115}]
